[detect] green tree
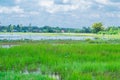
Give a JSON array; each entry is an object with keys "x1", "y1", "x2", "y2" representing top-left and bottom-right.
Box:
[
  {"x1": 92, "y1": 22, "x2": 104, "y2": 33},
  {"x1": 8, "y1": 24, "x2": 13, "y2": 32},
  {"x1": 16, "y1": 24, "x2": 22, "y2": 32}
]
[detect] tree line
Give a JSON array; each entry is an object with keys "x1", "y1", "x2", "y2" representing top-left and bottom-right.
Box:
[{"x1": 0, "y1": 22, "x2": 120, "y2": 34}]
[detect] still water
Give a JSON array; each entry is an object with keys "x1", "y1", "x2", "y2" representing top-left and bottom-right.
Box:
[{"x1": 0, "y1": 34, "x2": 94, "y2": 40}]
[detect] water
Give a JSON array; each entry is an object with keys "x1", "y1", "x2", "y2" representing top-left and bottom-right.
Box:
[
  {"x1": 22, "y1": 68, "x2": 61, "y2": 80},
  {"x1": 1, "y1": 45, "x2": 18, "y2": 48},
  {"x1": 0, "y1": 34, "x2": 94, "y2": 40}
]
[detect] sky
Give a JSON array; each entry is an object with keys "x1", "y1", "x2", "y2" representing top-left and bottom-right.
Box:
[{"x1": 0, "y1": 0, "x2": 120, "y2": 28}]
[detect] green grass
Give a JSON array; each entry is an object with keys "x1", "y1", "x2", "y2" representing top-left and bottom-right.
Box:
[
  {"x1": 0, "y1": 71, "x2": 53, "y2": 80},
  {"x1": 0, "y1": 40, "x2": 120, "y2": 80}
]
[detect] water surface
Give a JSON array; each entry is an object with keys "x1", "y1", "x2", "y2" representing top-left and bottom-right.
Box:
[{"x1": 0, "y1": 34, "x2": 94, "y2": 40}]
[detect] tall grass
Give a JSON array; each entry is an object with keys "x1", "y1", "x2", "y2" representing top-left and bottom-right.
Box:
[{"x1": 0, "y1": 41, "x2": 120, "y2": 80}]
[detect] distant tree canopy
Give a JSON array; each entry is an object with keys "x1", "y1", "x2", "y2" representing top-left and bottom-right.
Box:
[
  {"x1": 0, "y1": 23, "x2": 119, "y2": 34},
  {"x1": 92, "y1": 22, "x2": 104, "y2": 33},
  {"x1": 81, "y1": 27, "x2": 92, "y2": 33},
  {"x1": 7, "y1": 24, "x2": 14, "y2": 32},
  {"x1": 0, "y1": 25, "x2": 81, "y2": 33}
]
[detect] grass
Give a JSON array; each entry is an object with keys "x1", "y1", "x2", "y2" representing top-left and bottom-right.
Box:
[
  {"x1": 0, "y1": 71, "x2": 53, "y2": 80},
  {"x1": 0, "y1": 40, "x2": 120, "y2": 80}
]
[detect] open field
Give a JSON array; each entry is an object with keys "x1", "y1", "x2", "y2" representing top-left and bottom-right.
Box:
[{"x1": 0, "y1": 40, "x2": 120, "y2": 80}]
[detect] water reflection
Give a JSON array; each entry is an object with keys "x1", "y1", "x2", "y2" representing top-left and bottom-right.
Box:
[{"x1": 0, "y1": 34, "x2": 94, "y2": 40}]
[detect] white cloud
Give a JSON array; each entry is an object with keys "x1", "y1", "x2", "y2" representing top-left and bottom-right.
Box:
[
  {"x1": 95, "y1": 0, "x2": 120, "y2": 6},
  {"x1": 46, "y1": 4, "x2": 79, "y2": 13},
  {"x1": 63, "y1": 0, "x2": 69, "y2": 3},
  {"x1": 29, "y1": 11, "x2": 39, "y2": 15},
  {"x1": 39, "y1": 0, "x2": 93, "y2": 13},
  {"x1": 95, "y1": 0, "x2": 110, "y2": 5},
  {"x1": 90, "y1": 14, "x2": 100, "y2": 18},
  {"x1": 39, "y1": 0, "x2": 54, "y2": 7},
  {"x1": 15, "y1": 0, "x2": 21, "y2": 4},
  {"x1": 105, "y1": 12, "x2": 120, "y2": 18},
  {"x1": 0, "y1": 6, "x2": 24, "y2": 14}
]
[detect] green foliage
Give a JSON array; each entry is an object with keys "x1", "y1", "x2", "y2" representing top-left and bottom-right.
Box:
[
  {"x1": 98, "y1": 26, "x2": 120, "y2": 35},
  {"x1": 92, "y1": 22, "x2": 104, "y2": 33}
]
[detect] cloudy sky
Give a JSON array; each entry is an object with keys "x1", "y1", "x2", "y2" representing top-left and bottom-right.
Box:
[{"x1": 0, "y1": 0, "x2": 120, "y2": 28}]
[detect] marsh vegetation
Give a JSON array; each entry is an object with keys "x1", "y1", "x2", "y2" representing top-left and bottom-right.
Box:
[{"x1": 0, "y1": 39, "x2": 120, "y2": 80}]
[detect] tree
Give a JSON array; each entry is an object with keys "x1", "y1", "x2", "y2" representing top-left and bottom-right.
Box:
[
  {"x1": 92, "y1": 22, "x2": 104, "y2": 33},
  {"x1": 0, "y1": 22, "x2": 2, "y2": 32},
  {"x1": 8, "y1": 24, "x2": 13, "y2": 32},
  {"x1": 16, "y1": 24, "x2": 22, "y2": 32},
  {"x1": 81, "y1": 27, "x2": 91, "y2": 33},
  {"x1": 29, "y1": 23, "x2": 32, "y2": 32}
]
